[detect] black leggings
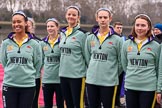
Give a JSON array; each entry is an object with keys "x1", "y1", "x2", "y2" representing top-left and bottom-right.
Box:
[
  {"x1": 42, "y1": 83, "x2": 64, "y2": 108},
  {"x1": 60, "y1": 77, "x2": 85, "y2": 108},
  {"x1": 84, "y1": 84, "x2": 101, "y2": 108},
  {"x1": 2, "y1": 86, "x2": 35, "y2": 108},
  {"x1": 86, "y1": 83, "x2": 117, "y2": 108},
  {"x1": 125, "y1": 89, "x2": 156, "y2": 108},
  {"x1": 32, "y1": 78, "x2": 41, "y2": 108}
]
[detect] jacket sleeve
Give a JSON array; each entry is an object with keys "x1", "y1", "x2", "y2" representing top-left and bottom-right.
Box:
[
  {"x1": 40, "y1": 41, "x2": 45, "y2": 66},
  {"x1": 80, "y1": 32, "x2": 88, "y2": 67},
  {"x1": 33, "y1": 41, "x2": 43, "y2": 74},
  {"x1": 121, "y1": 42, "x2": 128, "y2": 72},
  {"x1": 0, "y1": 41, "x2": 7, "y2": 67},
  {"x1": 84, "y1": 35, "x2": 92, "y2": 67},
  {"x1": 157, "y1": 44, "x2": 162, "y2": 92},
  {"x1": 117, "y1": 37, "x2": 123, "y2": 75}
]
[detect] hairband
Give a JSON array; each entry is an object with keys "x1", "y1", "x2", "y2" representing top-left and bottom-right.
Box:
[
  {"x1": 96, "y1": 8, "x2": 112, "y2": 16},
  {"x1": 135, "y1": 14, "x2": 151, "y2": 22},
  {"x1": 66, "y1": 5, "x2": 81, "y2": 16},
  {"x1": 46, "y1": 18, "x2": 59, "y2": 25},
  {"x1": 12, "y1": 10, "x2": 27, "y2": 19}
]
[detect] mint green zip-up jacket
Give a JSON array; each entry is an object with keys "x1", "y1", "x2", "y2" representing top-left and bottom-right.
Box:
[
  {"x1": 1, "y1": 32, "x2": 42, "y2": 87},
  {"x1": 59, "y1": 25, "x2": 87, "y2": 78},
  {"x1": 121, "y1": 36, "x2": 162, "y2": 92},
  {"x1": 41, "y1": 35, "x2": 61, "y2": 83},
  {"x1": 85, "y1": 26, "x2": 123, "y2": 86}
]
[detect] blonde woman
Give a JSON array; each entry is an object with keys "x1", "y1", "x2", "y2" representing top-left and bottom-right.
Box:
[
  {"x1": 27, "y1": 17, "x2": 42, "y2": 108},
  {"x1": 59, "y1": 6, "x2": 87, "y2": 108},
  {"x1": 41, "y1": 18, "x2": 64, "y2": 108}
]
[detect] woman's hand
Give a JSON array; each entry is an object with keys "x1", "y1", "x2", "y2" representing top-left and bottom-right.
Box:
[{"x1": 157, "y1": 93, "x2": 161, "y2": 104}]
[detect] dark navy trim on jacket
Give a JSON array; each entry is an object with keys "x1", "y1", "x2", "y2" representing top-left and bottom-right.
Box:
[
  {"x1": 128, "y1": 35, "x2": 154, "y2": 43},
  {"x1": 91, "y1": 25, "x2": 115, "y2": 37},
  {"x1": 42, "y1": 35, "x2": 60, "y2": 44},
  {"x1": 7, "y1": 32, "x2": 33, "y2": 40}
]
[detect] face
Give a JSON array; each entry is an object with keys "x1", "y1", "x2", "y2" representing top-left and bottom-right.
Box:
[
  {"x1": 27, "y1": 20, "x2": 34, "y2": 33},
  {"x1": 153, "y1": 28, "x2": 162, "y2": 35},
  {"x1": 47, "y1": 21, "x2": 59, "y2": 36},
  {"x1": 65, "y1": 8, "x2": 80, "y2": 27},
  {"x1": 96, "y1": 10, "x2": 112, "y2": 28},
  {"x1": 134, "y1": 18, "x2": 149, "y2": 38},
  {"x1": 12, "y1": 14, "x2": 27, "y2": 33},
  {"x1": 114, "y1": 25, "x2": 123, "y2": 35}
]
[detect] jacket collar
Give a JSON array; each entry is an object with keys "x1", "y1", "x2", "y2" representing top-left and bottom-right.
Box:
[
  {"x1": 91, "y1": 25, "x2": 115, "y2": 37},
  {"x1": 42, "y1": 34, "x2": 60, "y2": 44},
  {"x1": 61, "y1": 24, "x2": 80, "y2": 34},
  {"x1": 128, "y1": 35, "x2": 154, "y2": 43},
  {"x1": 7, "y1": 32, "x2": 33, "y2": 40}
]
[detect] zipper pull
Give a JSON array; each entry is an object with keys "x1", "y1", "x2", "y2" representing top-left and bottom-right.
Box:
[
  {"x1": 137, "y1": 52, "x2": 140, "y2": 55},
  {"x1": 17, "y1": 48, "x2": 20, "y2": 53},
  {"x1": 99, "y1": 46, "x2": 101, "y2": 49}
]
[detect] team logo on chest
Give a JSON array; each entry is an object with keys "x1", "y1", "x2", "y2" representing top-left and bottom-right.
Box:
[
  {"x1": 127, "y1": 46, "x2": 133, "y2": 52},
  {"x1": 7, "y1": 45, "x2": 13, "y2": 51},
  {"x1": 26, "y1": 45, "x2": 32, "y2": 53},
  {"x1": 71, "y1": 37, "x2": 76, "y2": 42},
  {"x1": 147, "y1": 47, "x2": 152, "y2": 51},
  {"x1": 43, "y1": 46, "x2": 48, "y2": 51},
  {"x1": 108, "y1": 41, "x2": 113, "y2": 45},
  {"x1": 90, "y1": 41, "x2": 95, "y2": 47},
  {"x1": 27, "y1": 46, "x2": 32, "y2": 49}
]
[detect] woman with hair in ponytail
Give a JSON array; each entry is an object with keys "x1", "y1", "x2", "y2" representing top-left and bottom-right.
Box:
[
  {"x1": 59, "y1": 6, "x2": 87, "y2": 108},
  {"x1": 0, "y1": 11, "x2": 42, "y2": 108},
  {"x1": 41, "y1": 18, "x2": 64, "y2": 108},
  {"x1": 84, "y1": 8, "x2": 123, "y2": 108},
  {"x1": 27, "y1": 17, "x2": 42, "y2": 108}
]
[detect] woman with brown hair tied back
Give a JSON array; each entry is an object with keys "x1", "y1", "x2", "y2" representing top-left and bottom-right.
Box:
[{"x1": 84, "y1": 8, "x2": 123, "y2": 108}]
